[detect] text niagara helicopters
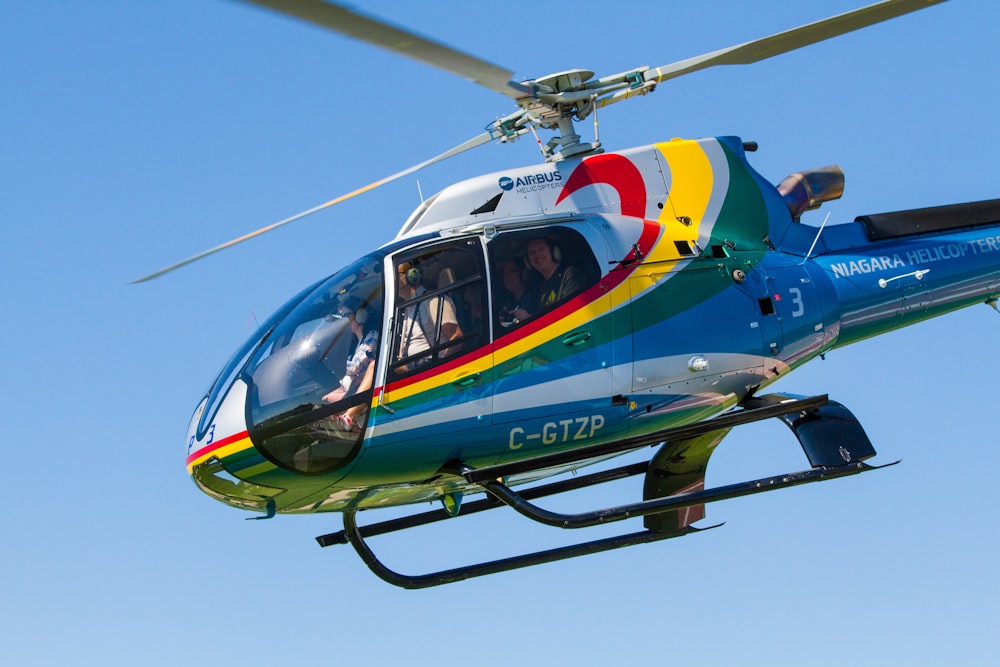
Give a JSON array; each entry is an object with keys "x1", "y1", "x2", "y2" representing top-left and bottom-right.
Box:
[{"x1": 137, "y1": 0, "x2": 999, "y2": 588}]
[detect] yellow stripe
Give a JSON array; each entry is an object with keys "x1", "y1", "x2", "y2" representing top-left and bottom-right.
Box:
[
  {"x1": 495, "y1": 295, "x2": 610, "y2": 365},
  {"x1": 384, "y1": 354, "x2": 496, "y2": 401},
  {"x1": 609, "y1": 277, "x2": 635, "y2": 310},
  {"x1": 186, "y1": 436, "x2": 255, "y2": 474},
  {"x1": 387, "y1": 297, "x2": 616, "y2": 399},
  {"x1": 651, "y1": 139, "x2": 715, "y2": 263}
]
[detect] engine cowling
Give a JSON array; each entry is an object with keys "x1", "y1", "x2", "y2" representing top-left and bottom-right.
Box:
[{"x1": 777, "y1": 165, "x2": 845, "y2": 219}]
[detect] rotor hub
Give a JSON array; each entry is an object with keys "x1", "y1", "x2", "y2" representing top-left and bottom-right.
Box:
[{"x1": 532, "y1": 69, "x2": 595, "y2": 94}]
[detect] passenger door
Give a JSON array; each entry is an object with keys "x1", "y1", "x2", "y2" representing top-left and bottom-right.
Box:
[
  {"x1": 486, "y1": 223, "x2": 628, "y2": 461},
  {"x1": 371, "y1": 238, "x2": 495, "y2": 461}
]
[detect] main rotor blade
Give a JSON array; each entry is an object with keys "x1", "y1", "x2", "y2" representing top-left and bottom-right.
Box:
[
  {"x1": 242, "y1": 0, "x2": 530, "y2": 100},
  {"x1": 132, "y1": 132, "x2": 493, "y2": 283},
  {"x1": 646, "y1": 0, "x2": 946, "y2": 85}
]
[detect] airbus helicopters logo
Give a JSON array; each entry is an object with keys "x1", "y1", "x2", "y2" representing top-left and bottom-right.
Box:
[{"x1": 499, "y1": 170, "x2": 564, "y2": 194}]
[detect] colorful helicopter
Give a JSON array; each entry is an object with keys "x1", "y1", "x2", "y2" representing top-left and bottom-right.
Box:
[{"x1": 141, "y1": 0, "x2": 1000, "y2": 588}]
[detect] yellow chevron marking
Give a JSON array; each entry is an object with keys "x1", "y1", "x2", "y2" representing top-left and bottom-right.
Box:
[{"x1": 652, "y1": 139, "x2": 715, "y2": 263}]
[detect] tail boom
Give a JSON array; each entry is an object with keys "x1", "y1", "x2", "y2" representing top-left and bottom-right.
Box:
[{"x1": 809, "y1": 199, "x2": 1000, "y2": 347}]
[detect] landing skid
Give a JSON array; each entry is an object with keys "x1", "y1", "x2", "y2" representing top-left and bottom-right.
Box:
[
  {"x1": 317, "y1": 393, "x2": 897, "y2": 588},
  {"x1": 342, "y1": 510, "x2": 705, "y2": 590}
]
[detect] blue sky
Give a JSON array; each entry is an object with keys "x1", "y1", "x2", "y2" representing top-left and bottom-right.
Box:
[{"x1": 3, "y1": 1, "x2": 998, "y2": 665}]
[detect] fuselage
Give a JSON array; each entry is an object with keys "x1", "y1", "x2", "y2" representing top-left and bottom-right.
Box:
[{"x1": 185, "y1": 135, "x2": 1000, "y2": 516}]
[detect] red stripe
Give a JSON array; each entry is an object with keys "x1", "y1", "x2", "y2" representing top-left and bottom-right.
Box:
[
  {"x1": 186, "y1": 430, "x2": 250, "y2": 466},
  {"x1": 384, "y1": 340, "x2": 493, "y2": 392},
  {"x1": 493, "y1": 281, "x2": 607, "y2": 352},
  {"x1": 556, "y1": 153, "x2": 647, "y2": 218},
  {"x1": 554, "y1": 152, "x2": 663, "y2": 277}
]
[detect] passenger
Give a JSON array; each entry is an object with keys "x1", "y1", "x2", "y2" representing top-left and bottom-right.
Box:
[
  {"x1": 497, "y1": 258, "x2": 535, "y2": 326},
  {"x1": 395, "y1": 261, "x2": 463, "y2": 365},
  {"x1": 526, "y1": 237, "x2": 584, "y2": 309},
  {"x1": 320, "y1": 295, "x2": 379, "y2": 431}
]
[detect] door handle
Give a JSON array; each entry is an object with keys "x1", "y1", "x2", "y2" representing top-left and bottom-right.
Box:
[
  {"x1": 562, "y1": 331, "x2": 592, "y2": 347},
  {"x1": 452, "y1": 372, "x2": 482, "y2": 387}
]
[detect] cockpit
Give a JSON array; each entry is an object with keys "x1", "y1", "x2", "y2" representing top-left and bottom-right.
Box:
[{"x1": 198, "y1": 253, "x2": 386, "y2": 475}]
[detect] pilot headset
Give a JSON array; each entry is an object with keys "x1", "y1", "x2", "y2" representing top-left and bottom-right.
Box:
[
  {"x1": 524, "y1": 237, "x2": 562, "y2": 268},
  {"x1": 549, "y1": 241, "x2": 562, "y2": 263},
  {"x1": 400, "y1": 262, "x2": 422, "y2": 286},
  {"x1": 339, "y1": 295, "x2": 369, "y2": 324}
]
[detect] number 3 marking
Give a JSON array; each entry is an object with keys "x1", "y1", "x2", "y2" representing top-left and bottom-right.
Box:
[{"x1": 788, "y1": 287, "x2": 805, "y2": 317}]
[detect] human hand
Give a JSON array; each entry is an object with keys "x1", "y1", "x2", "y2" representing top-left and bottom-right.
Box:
[{"x1": 323, "y1": 387, "x2": 347, "y2": 403}]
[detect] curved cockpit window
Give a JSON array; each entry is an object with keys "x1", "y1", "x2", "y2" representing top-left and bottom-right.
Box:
[
  {"x1": 244, "y1": 253, "x2": 385, "y2": 474},
  {"x1": 197, "y1": 277, "x2": 323, "y2": 440}
]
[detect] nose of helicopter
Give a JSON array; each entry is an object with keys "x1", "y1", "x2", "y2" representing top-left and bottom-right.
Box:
[
  {"x1": 185, "y1": 384, "x2": 284, "y2": 514},
  {"x1": 185, "y1": 253, "x2": 383, "y2": 513},
  {"x1": 185, "y1": 383, "x2": 251, "y2": 472}
]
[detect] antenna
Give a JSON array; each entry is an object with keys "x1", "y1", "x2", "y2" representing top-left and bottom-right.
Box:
[{"x1": 800, "y1": 212, "x2": 831, "y2": 265}]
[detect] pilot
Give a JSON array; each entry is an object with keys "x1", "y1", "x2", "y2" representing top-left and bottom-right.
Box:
[
  {"x1": 395, "y1": 260, "x2": 462, "y2": 365},
  {"x1": 526, "y1": 236, "x2": 584, "y2": 310},
  {"x1": 321, "y1": 294, "x2": 379, "y2": 431}
]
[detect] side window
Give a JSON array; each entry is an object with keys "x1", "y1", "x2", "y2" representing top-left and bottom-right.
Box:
[
  {"x1": 389, "y1": 238, "x2": 488, "y2": 378},
  {"x1": 488, "y1": 227, "x2": 601, "y2": 335}
]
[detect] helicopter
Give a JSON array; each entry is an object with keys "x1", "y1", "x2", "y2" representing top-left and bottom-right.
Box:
[{"x1": 140, "y1": 0, "x2": 1000, "y2": 588}]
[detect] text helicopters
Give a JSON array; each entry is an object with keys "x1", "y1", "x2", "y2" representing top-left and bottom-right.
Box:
[{"x1": 142, "y1": 0, "x2": 1000, "y2": 588}]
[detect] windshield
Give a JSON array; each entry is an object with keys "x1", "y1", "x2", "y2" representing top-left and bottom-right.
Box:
[
  {"x1": 197, "y1": 277, "x2": 323, "y2": 440},
  {"x1": 244, "y1": 253, "x2": 385, "y2": 474}
]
